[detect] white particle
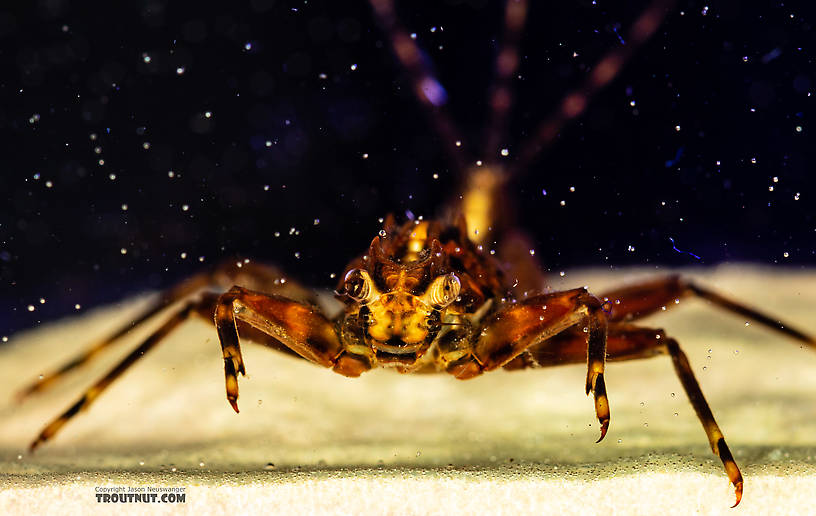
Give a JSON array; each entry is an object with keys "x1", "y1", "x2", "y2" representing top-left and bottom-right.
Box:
[
  {"x1": 204, "y1": 111, "x2": 212, "y2": 118},
  {"x1": 121, "y1": 204, "x2": 128, "y2": 211},
  {"x1": 476, "y1": 160, "x2": 483, "y2": 166},
  {"x1": 742, "y1": 56, "x2": 749, "y2": 62},
  {"x1": 362, "y1": 153, "x2": 369, "y2": 159},
  {"x1": 263, "y1": 185, "x2": 270, "y2": 191},
  {"x1": 455, "y1": 140, "x2": 462, "y2": 147},
  {"x1": 74, "y1": 304, "x2": 81, "y2": 310},
  {"x1": 168, "y1": 170, "x2": 175, "y2": 178},
  {"x1": 39, "y1": 298, "x2": 45, "y2": 304},
  {"x1": 265, "y1": 140, "x2": 272, "y2": 147},
  {"x1": 569, "y1": 186, "x2": 575, "y2": 192},
  {"x1": 27, "y1": 305, "x2": 35, "y2": 312},
  {"x1": 773, "y1": 176, "x2": 779, "y2": 183},
  {"x1": 45, "y1": 180, "x2": 53, "y2": 188},
  {"x1": 629, "y1": 100, "x2": 636, "y2": 107},
  {"x1": 294, "y1": 252, "x2": 301, "y2": 259},
  {"x1": 794, "y1": 192, "x2": 800, "y2": 201},
  {"x1": 529, "y1": 249, "x2": 535, "y2": 256},
  {"x1": 350, "y1": 63, "x2": 357, "y2": 71},
  {"x1": 143, "y1": 54, "x2": 151, "y2": 63},
  {"x1": 674, "y1": 125, "x2": 681, "y2": 131},
  {"x1": 500, "y1": 148, "x2": 509, "y2": 157},
  {"x1": 142, "y1": 142, "x2": 151, "y2": 150},
  {"x1": 108, "y1": 173, "x2": 116, "y2": 180},
  {"x1": 182, "y1": 204, "x2": 189, "y2": 211},
  {"x1": 783, "y1": 252, "x2": 789, "y2": 258},
  {"x1": 751, "y1": 157, "x2": 757, "y2": 164},
  {"x1": 120, "y1": 248, "x2": 127, "y2": 255},
  {"x1": 559, "y1": 200, "x2": 566, "y2": 206},
  {"x1": 98, "y1": 159, "x2": 105, "y2": 166},
  {"x1": 244, "y1": 42, "x2": 252, "y2": 50},
  {"x1": 318, "y1": 73, "x2": 327, "y2": 79},
  {"x1": 2, "y1": 336, "x2": 8, "y2": 342},
  {"x1": 180, "y1": 252, "x2": 187, "y2": 259},
  {"x1": 559, "y1": 271, "x2": 565, "y2": 277},
  {"x1": 176, "y1": 67, "x2": 185, "y2": 75},
  {"x1": 795, "y1": 125, "x2": 803, "y2": 133},
  {"x1": 628, "y1": 245, "x2": 635, "y2": 252},
  {"x1": 198, "y1": 256, "x2": 205, "y2": 262},
  {"x1": 432, "y1": 173, "x2": 439, "y2": 179},
  {"x1": 313, "y1": 219, "x2": 320, "y2": 225}
]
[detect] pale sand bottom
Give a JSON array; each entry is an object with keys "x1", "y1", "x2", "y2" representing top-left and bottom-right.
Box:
[{"x1": 1, "y1": 266, "x2": 815, "y2": 515}]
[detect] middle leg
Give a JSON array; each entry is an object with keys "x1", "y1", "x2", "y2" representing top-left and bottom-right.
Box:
[
  {"x1": 600, "y1": 275, "x2": 816, "y2": 348},
  {"x1": 513, "y1": 324, "x2": 744, "y2": 507}
]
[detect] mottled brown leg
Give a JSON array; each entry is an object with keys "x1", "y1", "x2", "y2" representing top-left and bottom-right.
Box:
[
  {"x1": 214, "y1": 286, "x2": 347, "y2": 413},
  {"x1": 522, "y1": 324, "x2": 743, "y2": 507},
  {"x1": 601, "y1": 275, "x2": 816, "y2": 349},
  {"x1": 450, "y1": 287, "x2": 610, "y2": 441},
  {"x1": 28, "y1": 294, "x2": 219, "y2": 451},
  {"x1": 16, "y1": 260, "x2": 305, "y2": 402}
]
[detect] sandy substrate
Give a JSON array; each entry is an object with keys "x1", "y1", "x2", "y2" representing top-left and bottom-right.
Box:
[{"x1": 1, "y1": 266, "x2": 815, "y2": 515}]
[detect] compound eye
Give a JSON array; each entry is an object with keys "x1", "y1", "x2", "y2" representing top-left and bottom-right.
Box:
[
  {"x1": 343, "y1": 269, "x2": 373, "y2": 303},
  {"x1": 427, "y1": 273, "x2": 461, "y2": 308}
]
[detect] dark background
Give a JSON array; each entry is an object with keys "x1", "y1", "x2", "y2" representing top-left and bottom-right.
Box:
[{"x1": 1, "y1": 0, "x2": 813, "y2": 338}]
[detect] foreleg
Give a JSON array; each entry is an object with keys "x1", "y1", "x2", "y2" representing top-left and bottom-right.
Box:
[
  {"x1": 214, "y1": 286, "x2": 365, "y2": 413},
  {"x1": 447, "y1": 288, "x2": 611, "y2": 441}
]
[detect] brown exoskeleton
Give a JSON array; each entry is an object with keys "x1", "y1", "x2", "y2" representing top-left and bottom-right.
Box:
[{"x1": 16, "y1": 0, "x2": 816, "y2": 508}]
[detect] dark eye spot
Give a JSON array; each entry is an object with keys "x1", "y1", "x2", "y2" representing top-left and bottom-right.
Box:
[{"x1": 344, "y1": 269, "x2": 370, "y2": 302}]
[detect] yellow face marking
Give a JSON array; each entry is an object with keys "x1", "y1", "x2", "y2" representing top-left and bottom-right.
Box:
[{"x1": 366, "y1": 293, "x2": 433, "y2": 344}]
